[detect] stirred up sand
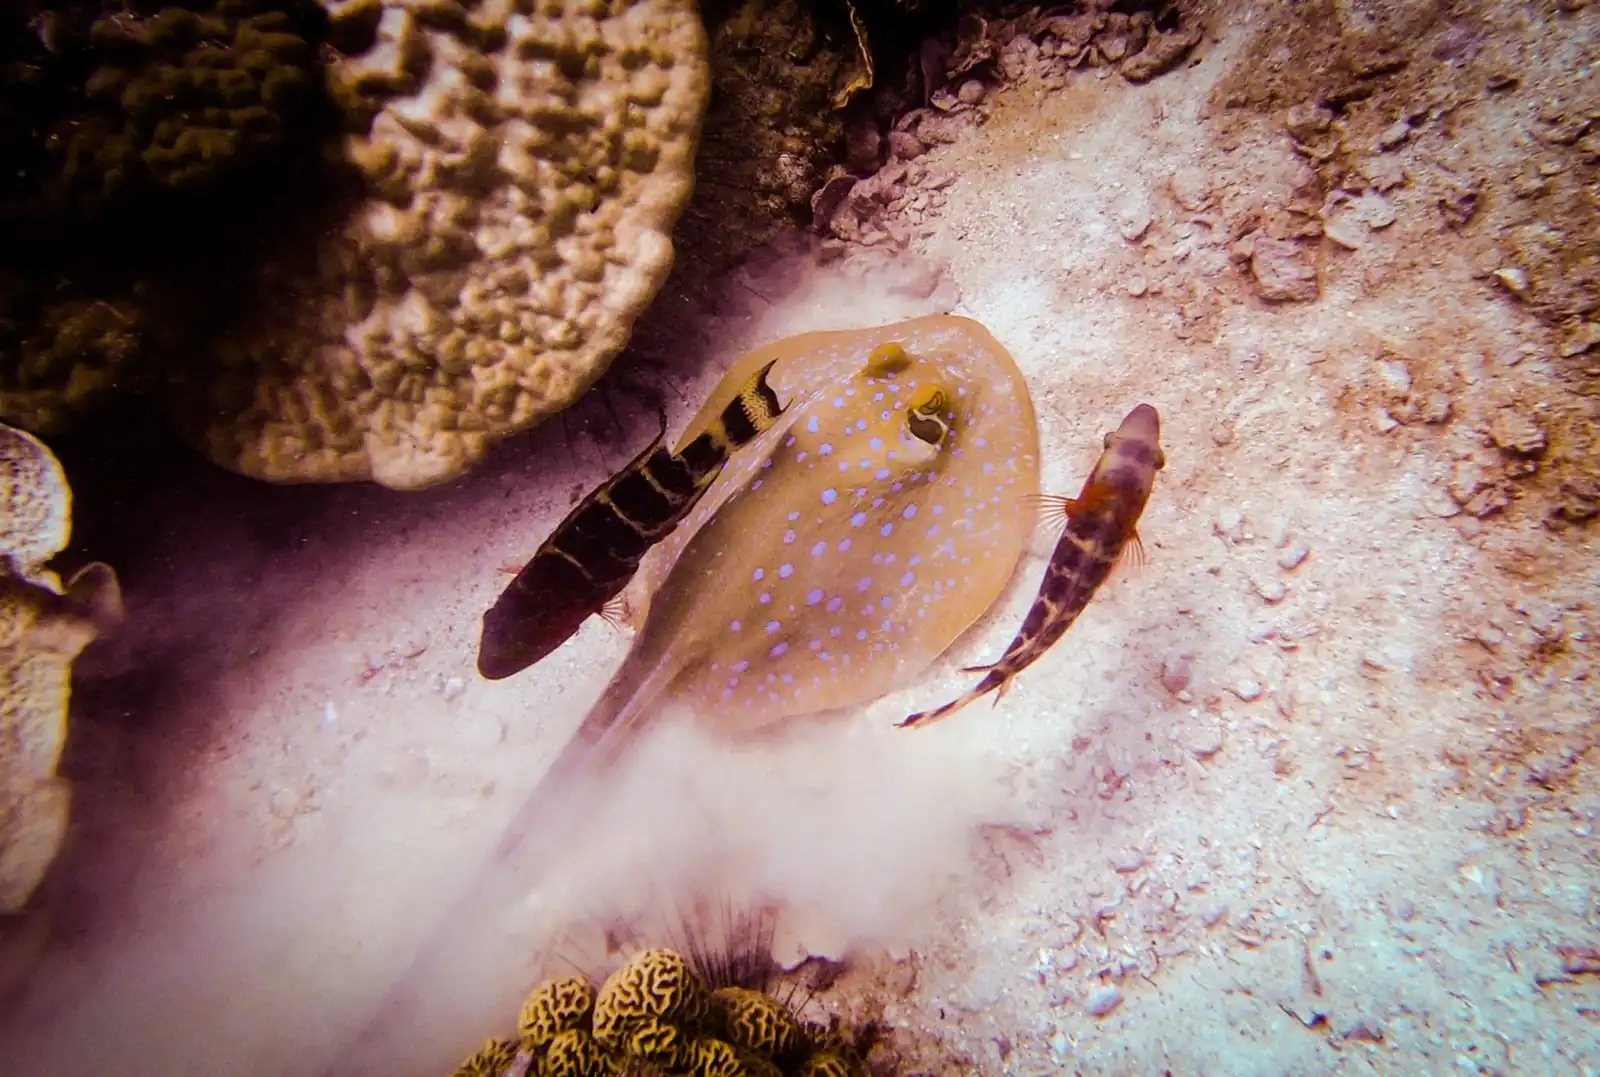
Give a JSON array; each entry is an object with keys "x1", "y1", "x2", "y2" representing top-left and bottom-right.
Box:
[{"x1": 2, "y1": 1, "x2": 1596, "y2": 1074}]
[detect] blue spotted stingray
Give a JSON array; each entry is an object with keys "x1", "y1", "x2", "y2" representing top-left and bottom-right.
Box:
[{"x1": 328, "y1": 316, "x2": 1041, "y2": 1071}]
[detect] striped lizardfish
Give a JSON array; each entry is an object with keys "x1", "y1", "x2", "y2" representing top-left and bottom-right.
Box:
[
  {"x1": 475, "y1": 360, "x2": 785, "y2": 681},
  {"x1": 899, "y1": 403, "x2": 1165, "y2": 728}
]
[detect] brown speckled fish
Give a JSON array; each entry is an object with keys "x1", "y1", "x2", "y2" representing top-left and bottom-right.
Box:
[
  {"x1": 329, "y1": 316, "x2": 1040, "y2": 1073},
  {"x1": 476, "y1": 362, "x2": 784, "y2": 681},
  {"x1": 900, "y1": 403, "x2": 1164, "y2": 728}
]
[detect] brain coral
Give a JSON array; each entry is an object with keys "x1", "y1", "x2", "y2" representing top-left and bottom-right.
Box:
[
  {"x1": 449, "y1": 941, "x2": 874, "y2": 1077},
  {"x1": 170, "y1": 0, "x2": 711, "y2": 489}
]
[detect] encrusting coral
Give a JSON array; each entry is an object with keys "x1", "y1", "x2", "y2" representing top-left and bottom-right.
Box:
[
  {"x1": 0, "y1": 0, "x2": 331, "y2": 435},
  {"x1": 0, "y1": 423, "x2": 122, "y2": 913},
  {"x1": 449, "y1": 944, "x2": 869, "y2": 1077},
  {"x1": 171, "y1": 0, "x2": 713, "y2": 489},
  {"x1": 5, "y1": 0, "x2": 710, "y2": 491}
]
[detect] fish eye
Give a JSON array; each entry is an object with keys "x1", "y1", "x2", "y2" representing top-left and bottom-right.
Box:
[
  {"x1": 1152, "y1": 448, "x2": 1167, "y2": 469},
  {"x1": 1103, "y1": 432, "x2": 1115, "y2": 449},
  {"x1": 864, "y1": 341, "x2": 912, "y2": 376},
  {"x1": 906, "y1": 382, "x2": 952, "y2": 445}
]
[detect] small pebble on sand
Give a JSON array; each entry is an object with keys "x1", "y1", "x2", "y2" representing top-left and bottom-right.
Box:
[
  {"x1": 1250, "y1": 236, "x2": 1320, "y2": 302},
  {"x1": 1231, "y1": 679, "x2": 1263, "y2": 702},
  {"x1": 1253, "y1": 577, "x2": 1288, "y2": 604},
  {"x1": 1112, "y1": 195, "x2": 1152, "y2": 242},
  {"x1": 1159, "y1": 653, "x2": 1193, "y2": 694},
  {"x1": 1214, "y1": 507, "x2": 1245, "y2": 543},
  {"x1": 1277, "y1": 540, "x2": 1310, "y2": 570},
  {"x1": 1488, "y1": 409, "x2": 1547, "y2": 457},
  {"x1": 1085, "y1": 985, "x2": 1124, "y2": 1017},
  {"x1": 1188, "y1": 727, "x2": 1224, "y2": 759}
]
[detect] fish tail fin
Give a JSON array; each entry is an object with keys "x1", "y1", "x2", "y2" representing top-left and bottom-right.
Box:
[
  {"x1": 897, "y1": 668, "x2": 1010, "y2": 730},
  {"x1": 703, "y1": 358, "x2": 785, "y2": 454}
]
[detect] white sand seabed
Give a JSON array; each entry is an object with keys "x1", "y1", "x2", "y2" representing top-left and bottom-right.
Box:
[{"x1": 1, "y1": 1, "x2": 1596, "y2": 1074}]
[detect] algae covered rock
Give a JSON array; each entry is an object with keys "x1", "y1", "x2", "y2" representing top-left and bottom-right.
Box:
[{"x1": 0, "y1": 422, "x2": 121, "y2": 912}]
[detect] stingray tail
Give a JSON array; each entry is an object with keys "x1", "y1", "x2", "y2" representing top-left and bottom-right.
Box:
[
  {"x1": 321, "y1": 653, "x2": 675, "y2": 1076},
  {"x1": 896, "y1": 667, "x2": 1010, "y2": 729}
]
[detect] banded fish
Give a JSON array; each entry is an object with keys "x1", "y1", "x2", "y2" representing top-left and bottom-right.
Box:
[
  {"x1": 899, "y1": 403, "x2": 1165, "y2": 728},
  {"x1": 475, "y1": 360, "x2": 785, "y2": 681},
  {"x1": 332, "y1": 316, "x2": 1040, "y2": 1074}
]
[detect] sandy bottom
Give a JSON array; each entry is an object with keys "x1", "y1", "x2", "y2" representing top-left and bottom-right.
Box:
[{"x1": 3, "y1": 1, "x2": 1598, "y2": 1074}]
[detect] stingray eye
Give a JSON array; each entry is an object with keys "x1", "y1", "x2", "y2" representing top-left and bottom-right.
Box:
[
  {"x1": 906, "y1": 382, "x2": 952, "y2": 445},
  {"x1": 864, "y1": 341, "x2": 911, "y2": 376},
  {"x1": 1103, "y1": 432, "x2": 1115, "y2": 449},
  {"x1": 1152, "y1": 448, "x2": 1167, "y2": 470}
]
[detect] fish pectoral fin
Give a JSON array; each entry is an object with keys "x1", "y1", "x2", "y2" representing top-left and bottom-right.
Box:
[
  {"x1": 1120, "y1": 530, "x2": 1149, "y2": 571},
  {"x1": 597, "y1": 596, "x2": 628, "y2": 629},
  {"x1": 1018, "y1": 493, "x2": 1076, "y2": 531}
]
